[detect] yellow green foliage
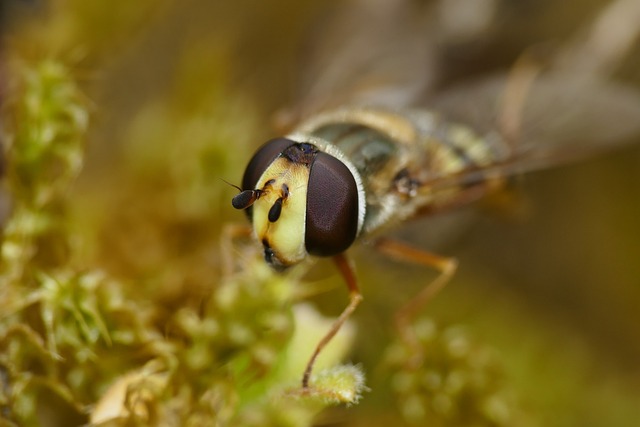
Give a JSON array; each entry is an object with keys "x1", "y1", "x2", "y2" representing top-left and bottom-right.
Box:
[
  {"x1": 0, "y1": 30, "x2": 365, "y2": 427},
  {"x1": 2, "y1": 2, "x2": 640, "y2": 427}
]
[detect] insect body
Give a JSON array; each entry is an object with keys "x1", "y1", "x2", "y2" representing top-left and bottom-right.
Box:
[
  {"x1": 233, "y1": 107, "x2": 508, "y2": 270},
  {"x1": 227, "y1": 0, "x2": 640, "y2": 396},
  {"x1": 231, "y1": 106, "x2": 516, "y2": 388}
]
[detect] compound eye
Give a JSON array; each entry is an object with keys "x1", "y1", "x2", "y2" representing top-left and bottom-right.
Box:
[
  {"x1": 305, "y1": 152, "x2": 359, "y2": 256},
  {"x1": 239, "y1": 137, "x2": 296, "y2": 218},
  {"x1": 241, "y1": 137, "x2": 297, "y2": 191}
]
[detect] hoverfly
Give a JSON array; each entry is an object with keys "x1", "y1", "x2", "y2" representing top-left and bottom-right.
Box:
[{"x1": 229, "y1": 0, "x2": 640, "y2": 389}]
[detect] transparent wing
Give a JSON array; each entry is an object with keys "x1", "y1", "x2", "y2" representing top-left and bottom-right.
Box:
[
  {"x1": 279, "y1": 0, "x2": 441, "y2": 127},
  {"x1": 285, "y1": 0, "x2": 640, "y2": 188},
  {"x1": 424, "y1": 71, "x2": 640, "y2": 193},
  {"x1": 437, "y1": 71, "x2": 640, "y2": 160},
  {"x1": 423, "y1": 0, "x2": 640, "y2": 191}
]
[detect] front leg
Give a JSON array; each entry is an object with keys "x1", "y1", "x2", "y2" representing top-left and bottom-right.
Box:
[{"x1": 301, "y1": 253, "x2": 363, "y2": 389}]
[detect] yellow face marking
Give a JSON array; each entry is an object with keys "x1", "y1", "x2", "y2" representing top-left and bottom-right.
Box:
[{"x1": 253, "y1": 157, "x2": 310, "y2": 266}]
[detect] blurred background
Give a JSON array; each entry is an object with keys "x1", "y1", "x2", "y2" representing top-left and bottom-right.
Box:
[{"x1": 2, "y1": 0, "x2": 640, "y2": 426}]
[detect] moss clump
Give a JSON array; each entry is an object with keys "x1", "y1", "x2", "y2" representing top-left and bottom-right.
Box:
[
  {"x1": 1, "y1": 58, "x2": 88, "y2": 282},
  {"x1": 0, "y1": 54, "x2": 362, "y2": 426},
  {"x1": 384, "y1": 318, "x2": 526, "y2": 426}
]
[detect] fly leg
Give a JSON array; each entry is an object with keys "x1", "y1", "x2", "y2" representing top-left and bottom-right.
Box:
[
  {"x1": 302, "y1": 253, "x2": 363, "y2": 389},
  {"x1": 374, "y1": 237, "x2": 458, "y2": 367}
]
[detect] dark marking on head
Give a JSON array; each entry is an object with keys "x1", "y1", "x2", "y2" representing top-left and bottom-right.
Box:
[
  {"x1": 263, "y1": 242, "x2": 275, "y2": 263},
  {"x1": 266, "y1": 182, "x2": 290, "y2": 223},
  {"x1": 262, "y1": 239, "x2": 286, "y2": 271},
  {"x1": 282, "y1": 143, "x2": 318, "y2": 166},
  {"x1": 268, "y1": 198, "x2": 283, "y2": 222}
]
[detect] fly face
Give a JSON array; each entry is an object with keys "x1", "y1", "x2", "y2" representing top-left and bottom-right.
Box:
[{"x1": 232, "y1": 137, "x2": 365, "y2": 270}]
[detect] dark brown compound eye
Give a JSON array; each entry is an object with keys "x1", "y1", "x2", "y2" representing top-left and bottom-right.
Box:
[
  {"x1": 241, "y1": 138, "x2": 297, "y2": 191},
  {"x1": 305, "y1": 152, "x2": 360, "y2": 257},
  {"x1": 239, "y1": 137, "x2": 296, "y2": 218}
]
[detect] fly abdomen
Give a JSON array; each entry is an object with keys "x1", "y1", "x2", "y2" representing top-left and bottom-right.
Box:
[{"x1": 310, "y1": 123, "x2": 399, "y2": 178}]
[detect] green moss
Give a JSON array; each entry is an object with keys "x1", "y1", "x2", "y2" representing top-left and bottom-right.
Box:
[
  {"x1": 383, "y1": 318, "x2": 527, "y2": 426},
  {"x1": 0, "y1": 53, "x2": 362, "y2": 426}
]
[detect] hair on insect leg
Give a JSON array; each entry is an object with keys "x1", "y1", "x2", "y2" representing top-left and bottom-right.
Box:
[
  {"x1": 374, "y1": 237, "x2": 458, "y2": 368},
  {"x1": 301, "y1": 252, "x2": 363, "y2": 389}
]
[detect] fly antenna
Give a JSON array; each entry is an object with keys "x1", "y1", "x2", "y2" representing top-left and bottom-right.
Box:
[
  {"x1": 222, "y1": 178, "x2": 264, "y2": 210},
  {"x1": 221, "y1": 178, "x2": 243, "y2": 192}
]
